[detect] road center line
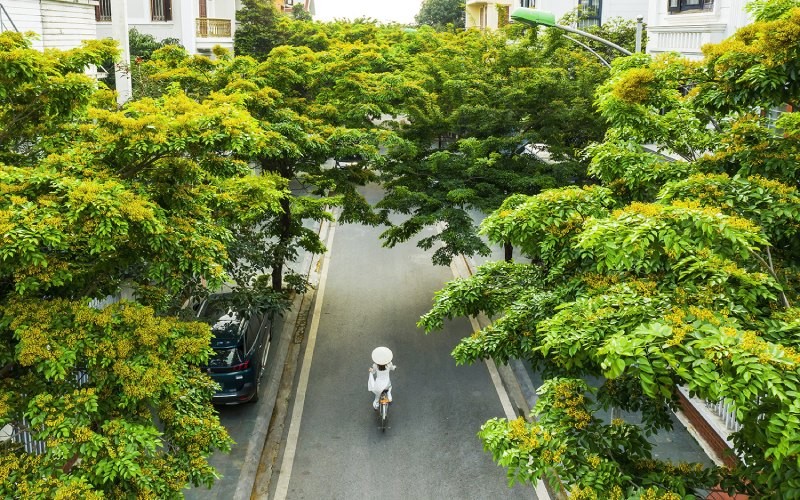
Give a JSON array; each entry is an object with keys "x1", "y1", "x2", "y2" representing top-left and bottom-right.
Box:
[{"x1": 272, "y1": 216, "x2": 338, "y2": 500}]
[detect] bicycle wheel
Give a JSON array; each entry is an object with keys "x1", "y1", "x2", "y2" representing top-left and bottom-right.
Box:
[{"x1": 379, "y1": 401, "x2": 388, "y2": 431}]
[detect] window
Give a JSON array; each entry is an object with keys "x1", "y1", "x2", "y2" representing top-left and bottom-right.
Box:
[
  {"x1": 669, "y1": 0, "x2": 713, "y2": 12},
  {"x1": 578, "y1": 0, "x2": 601, "y2": 28},
  {"x1": 479, "y1": 5, "x2": 487, "y2": 30},
  {"x1": 151, "y1": 0, "x2": 172, "y2": 21},
  {"x1": 519, "y1": 0, "x2": 534, "y2": 7},
  {"x1": 95, "y1": 0, "x2": 111, "y2": 22}
]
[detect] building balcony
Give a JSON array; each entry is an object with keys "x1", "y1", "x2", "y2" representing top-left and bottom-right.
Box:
[
  {"x1": 196, "y1": 17, "x2": 231, "y2": 38},
  {"x1": 648, "y1": 23, "x2": 727, "y2": 59}
]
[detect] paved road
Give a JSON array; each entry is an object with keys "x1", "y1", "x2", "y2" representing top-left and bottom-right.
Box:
[{"x1": 269, "y1": 183, "x2": 535, "y2": 499}]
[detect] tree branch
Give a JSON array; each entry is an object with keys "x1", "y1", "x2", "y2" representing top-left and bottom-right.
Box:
[{"x1": 750, "y1": 246, "x2": 791, "y2": 308}]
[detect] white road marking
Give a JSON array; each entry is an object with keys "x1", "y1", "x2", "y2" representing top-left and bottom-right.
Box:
[
  {"x1": 466, "y1": 315, "x2": 517, "y2": 420},
  {"x1": 272, "y1": 217, "x2": 337, "y2": 500}
]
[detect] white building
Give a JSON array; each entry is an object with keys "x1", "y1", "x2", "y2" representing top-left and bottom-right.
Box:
[
  {"x1": 93, "y1": 0, "x2": 313, "y2": 56},
  {"x1": 0, "y1": 0, "x2": 98, "y2": 51},
  {"x1": 647, "y1": 0, "x2": 751, "y2": 60},
  {"x1": 95, "y1": 0, "x2": 240, "y2": 55},
  {"x1": 469, "y1": 0, "x2": 647, "y2": 31}
]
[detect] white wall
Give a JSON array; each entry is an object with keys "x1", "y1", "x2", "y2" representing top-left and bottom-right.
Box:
[
  {"x1": 1, "y1": 0, "x2": 46, "y2": 50},
  {"x1": 209, "y1": 0, "x2": 238, "y2": 20},
  {"x1": 602, "y1": 0, "x2": 646, "y2": 22},
  {"x1": 3, "y1": 0, "x2": 96, "y2": 50},
  {"x1": 646, "y1": 0, "x2": 751, "y2": 60},
  {"x1": 41, "y1": 0, "x2": 98, "y2": 50},
  {"x1": 127, "y1": 0, "x2": 146, "y2": 20}
]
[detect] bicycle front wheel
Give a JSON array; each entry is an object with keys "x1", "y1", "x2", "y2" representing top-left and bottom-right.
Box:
[{"x1": 379, "y1": 402, "x2": 388, "y2": 431}]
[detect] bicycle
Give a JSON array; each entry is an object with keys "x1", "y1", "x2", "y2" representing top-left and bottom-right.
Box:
[{"x1": 377, "y1": 389, "x2": 390, "y2": 432}]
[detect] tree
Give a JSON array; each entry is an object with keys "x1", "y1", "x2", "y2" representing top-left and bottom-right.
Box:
[
  {"x1": 291, "y1": 3, "x2": 312, "y2": 22},
  {"x1": 129, "y1": 28, "x2": 182, "y2": 60},
  {"x1": 140, "y1": 19, "x2": 416, "y2": 293},
  {"x1": 234, "y1": 0, "x2": 290, "y2": 59},
  {"x1": 415, "y1": 0, "x2": 465, "y2": 29},
  {"x1": 377, "y1": 25, "x2": 610, "y2": 265},
  {"x1": 421, "y1": 3, "x2": 800, "y2": 497},
  {"x1": 99, "y1": 28, "x2": 182, "y2": 91},
  {"x1": 0, "y1": 33, "x2": 285, "y2": 497}
]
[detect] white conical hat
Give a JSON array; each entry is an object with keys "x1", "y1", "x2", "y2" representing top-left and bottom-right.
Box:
[{"x1": 371, "y1": 346, "x2": 393, "y2": 365}]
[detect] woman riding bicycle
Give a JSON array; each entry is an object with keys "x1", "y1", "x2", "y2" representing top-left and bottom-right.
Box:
[{"x1": 368, "y1": 346, "x2": 396, "y2": 410}]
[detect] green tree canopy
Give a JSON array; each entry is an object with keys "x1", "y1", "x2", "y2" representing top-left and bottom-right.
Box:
[
  {"x1": 234, "y1": 0, "x2": 291, "y2": 59},
  {"x1": 0, "y1": 32, "x2": 285, "y2": 497},
  {"x1": 140, "y1": 19, "x2": 419, "y2": 293},
  {"x1": 421, "y1": 2, "x2": 800, "y2": 497},
  {"x1": 415, "y1": 0, "x2": 466, "y2": 29},
  {"x1": 377, "y1": 25, "x2": 612, "y2": 265}
]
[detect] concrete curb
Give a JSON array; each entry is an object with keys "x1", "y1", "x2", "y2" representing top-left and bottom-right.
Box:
[{"x1": 249, "y1": 286, "x2": 316, "y2": 499}]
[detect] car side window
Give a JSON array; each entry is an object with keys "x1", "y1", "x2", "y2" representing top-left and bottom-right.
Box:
[
  {"x1": 245, "y1": 317, "x2": 260, "y2": 353},
  {"x1": 237, "y1": 337, "x2": 247, "y2": 360}
]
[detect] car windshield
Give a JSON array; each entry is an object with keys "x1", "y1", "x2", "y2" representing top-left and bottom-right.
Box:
[
  {"x1": 199, "y1": 298, "x2": 233, "y2": 324},
  {"x1": 211, "y1": 312, "x2": 239, "y2": 334},
  {"x1": 209, "y1": 344, "x2": 245, "y2": 368}
]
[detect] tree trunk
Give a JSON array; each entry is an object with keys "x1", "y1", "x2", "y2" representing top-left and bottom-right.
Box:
[
  {"x1": 272, "y1": 195, "x2": 292, "y2": 292},
  {"x1": 504, "y1": 241, "x2": 513, "y2": 262}
]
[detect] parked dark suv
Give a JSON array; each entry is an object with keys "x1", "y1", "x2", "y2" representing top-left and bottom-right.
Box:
[{"x1": 196, "y1": 293, "x2": 272, "y2": 404}]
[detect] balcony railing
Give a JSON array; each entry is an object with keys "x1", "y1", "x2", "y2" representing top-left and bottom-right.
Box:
[
  {"x1": 95, "y1": 0, "x2": 112, "y2": 22},
  {"x1": 196, "y1": 18, "x2": 231, "y2": 38}
]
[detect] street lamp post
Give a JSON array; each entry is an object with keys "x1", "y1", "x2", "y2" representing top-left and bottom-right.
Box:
[{"x1": 510, "y1": 7, "x2": 640, "y2": 67}]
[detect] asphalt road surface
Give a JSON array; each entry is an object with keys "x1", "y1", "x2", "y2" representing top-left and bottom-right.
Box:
[{"x1": 268, "y1": 183, "x2": 536, "y2": 500}]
